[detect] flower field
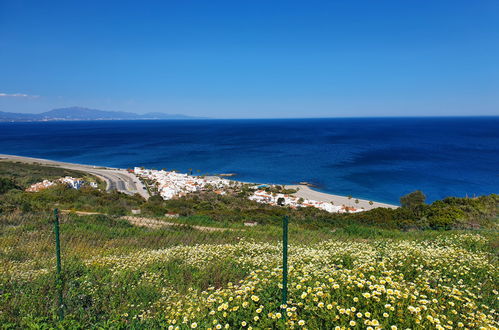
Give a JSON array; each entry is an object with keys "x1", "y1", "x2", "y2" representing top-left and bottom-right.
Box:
[{"x1": 1, "y1": 212, "x2": 497, "y2": 329}]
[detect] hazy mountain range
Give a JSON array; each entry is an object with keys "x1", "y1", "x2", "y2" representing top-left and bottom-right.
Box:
[{"x1": 0, "y1": 107, "x2": 206, "y2": 121}]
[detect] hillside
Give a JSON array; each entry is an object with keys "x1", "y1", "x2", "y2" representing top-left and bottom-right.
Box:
[
  {"x1": 0, "y1": 161, "x2": 497, "y2": 328},
  {"x1": 0, "y1": 107, "x2": 205, "y2": 121}
]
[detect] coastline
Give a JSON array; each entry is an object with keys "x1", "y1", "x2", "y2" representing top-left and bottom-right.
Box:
[
  {"x1": 0, "y1": 153, "x2": 398, "y2": 210},
  {"x1": 285, "y1": 185, "x2": 397, "y2": 210}
]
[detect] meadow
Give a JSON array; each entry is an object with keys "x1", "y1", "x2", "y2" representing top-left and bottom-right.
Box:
[
  {"x1": 0, "y1": 161, "x2": 498, "y2": 328},
  {"x1": 1, "y1": 211, "x2": 498, "y2": 329}
]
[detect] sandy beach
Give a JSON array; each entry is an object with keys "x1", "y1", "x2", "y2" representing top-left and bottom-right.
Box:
[
  {"x1": 286, "y1": 185, "x2": 397, "y2": 210},
  {"x1": 0, "y1": 154, "x2": 397, "y2": 209}
]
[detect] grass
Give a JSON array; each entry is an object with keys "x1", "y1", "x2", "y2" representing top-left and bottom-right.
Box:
[
  {"x1": 1, "y1": 211, "x2": 498, "y2": 328},
  {"x1": 0, "y1": 161, "x2": 498, "y2": 328},
  {"x1": 0, "y1": 161, "x2": 100, "y2": 188}
]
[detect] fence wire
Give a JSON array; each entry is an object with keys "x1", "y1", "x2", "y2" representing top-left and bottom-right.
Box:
[
  {"x1": 1, "y1": 209, "x2": 497, "y2": 329},
  {"x1": 0, "y1": 209, "x2": 291, "y2": 327}
]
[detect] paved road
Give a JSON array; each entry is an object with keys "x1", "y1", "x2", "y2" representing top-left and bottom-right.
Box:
[{"x1": 0, "y1": 154, "x2": 150, "y2": 200}]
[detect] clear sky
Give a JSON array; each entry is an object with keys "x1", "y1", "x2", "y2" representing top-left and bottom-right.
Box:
[{"x1": 1, "y1": 0, "x2": 498, "y2": 118}]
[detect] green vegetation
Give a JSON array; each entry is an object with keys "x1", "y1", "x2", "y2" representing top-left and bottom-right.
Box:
[
  {"x1": 1, "y1": 212, "x2": 497, "y2": 328},
  {"x1": 1, "y1": 162, "x2": 497, "y2": 231},
  {"x1": 261, "y1": 185, "x2": 299, "y2": 195},
  {"x1": 0, "y1": 161, "x2": 498, "y2": 328},
  {"x1": 351, "y1": 193, "x2": 498, "y2": 230},
  {"x1": 400, "y1": 190, "x2": 426, "y2": 209},
  {"x1": 0, "y1": 177, "x2": 19, "y2": 194},
  {"x1": 0, "y1": 161, "x2": 99, "y2": 189}
]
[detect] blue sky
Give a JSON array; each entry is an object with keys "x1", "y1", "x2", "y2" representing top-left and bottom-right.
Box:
[{"x1": 1, "y1": 0, "x2": 498, "y2": 118}]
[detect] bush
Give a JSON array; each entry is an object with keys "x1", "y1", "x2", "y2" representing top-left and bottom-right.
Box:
[{"x1": 0, "y1": 177, "x2": 19, "y2": 194}]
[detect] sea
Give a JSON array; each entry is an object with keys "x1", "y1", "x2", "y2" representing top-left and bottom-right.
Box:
[{"x1": 1, "y1": 117, "x2": 498, "y2": 204}]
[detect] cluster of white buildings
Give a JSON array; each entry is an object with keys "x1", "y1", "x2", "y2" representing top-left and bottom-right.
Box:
[
  {"x1": 134, "y1": 167, "x2": 364, "y2": 214},
  {"x1": 26, "y1": 176, "x2": 97, "y2": 192},
  {"x1": 248, "y1": 190, "x2": 363, "y2": 213},
  {"x1": 134, "y1": 168, "x2": 233, "y2": 200}
]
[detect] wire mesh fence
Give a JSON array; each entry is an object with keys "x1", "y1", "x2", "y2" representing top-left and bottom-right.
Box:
[
  {"x1": 0, "y1": 209, "x2": 292, "y2": 327},
  {"x1": 1, "y1": 209, "x2": 498, "y2": 329}
]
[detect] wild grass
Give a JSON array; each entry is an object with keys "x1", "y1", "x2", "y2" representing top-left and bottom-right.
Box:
[
  {"x1": 1, "y1": 211, "x2": 497, "y2": 328},
  {"x1": 0, "y1": 162, "x2": 498, "y2": 328}
]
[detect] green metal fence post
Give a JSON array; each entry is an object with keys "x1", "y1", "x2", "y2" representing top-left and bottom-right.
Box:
[
  {"x1": 53, "y1": 208, "x2": 64, "y2": 321},
  {"x1": 281, "y1": 215, "x2": 289, "y2": 319}
]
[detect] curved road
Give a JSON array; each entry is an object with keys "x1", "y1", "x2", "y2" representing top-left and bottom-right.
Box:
[{"x1": 0, "y1": 154, "x2": 150, "y2": 200}]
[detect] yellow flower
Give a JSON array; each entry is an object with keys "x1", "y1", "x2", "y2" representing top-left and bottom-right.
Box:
[
  {"x1": 298, "y1": 320, "x2": 306, "y2": 326},
  {"x1": 251, "y1": 295, "x2": 259, "y2": 302},
  {"x1": 350, "y1": 321, "x2": 356, "y2": 326},
  {"x1": 191, "y1": 323, "x2": 198, "y2": 329}
]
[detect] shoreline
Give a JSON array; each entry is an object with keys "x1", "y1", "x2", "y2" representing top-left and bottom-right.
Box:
[
  {"x1": 0, "y1": 153, "x2": 398, "y2": 209},
  {"x1": 285, "y1": 185, "x2": 397, "y2": 210}
]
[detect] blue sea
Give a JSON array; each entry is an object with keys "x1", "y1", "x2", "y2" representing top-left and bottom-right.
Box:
[{"x1": 1, "y1": 117, "x2": 498, "y2": 204}]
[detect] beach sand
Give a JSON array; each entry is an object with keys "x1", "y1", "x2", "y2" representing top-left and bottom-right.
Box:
[
  {"x1": 285, "y1": 185, "x2": 398, "y2": 210},
  {"x1": 0, "y1": 154, "x2": 397, "y2": 209}
]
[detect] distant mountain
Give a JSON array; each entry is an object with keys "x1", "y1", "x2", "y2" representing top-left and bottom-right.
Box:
[
  {"x1": 0, "y1": 107, "x2": 206, "y2": 121},
  {"x1": 0, "y1": 111, "x2": 43, "y2": 121}
]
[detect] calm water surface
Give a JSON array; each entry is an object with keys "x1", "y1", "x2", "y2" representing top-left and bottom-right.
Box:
[{"x1": 1, "y1": 117, "x2": 498, "y2": 204}]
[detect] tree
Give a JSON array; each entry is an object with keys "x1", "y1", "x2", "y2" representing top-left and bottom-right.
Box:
[
  {"x1": 400, "y1": 190, "x2": 426, "y2": 209},
  {"x1": 277, "y1": 197, "x2": 285, "y2": 206}
]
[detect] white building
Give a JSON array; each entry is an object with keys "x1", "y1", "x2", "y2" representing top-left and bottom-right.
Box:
[{"x1": 134, "y1": 167, "x2": 364, "y2": 214}]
